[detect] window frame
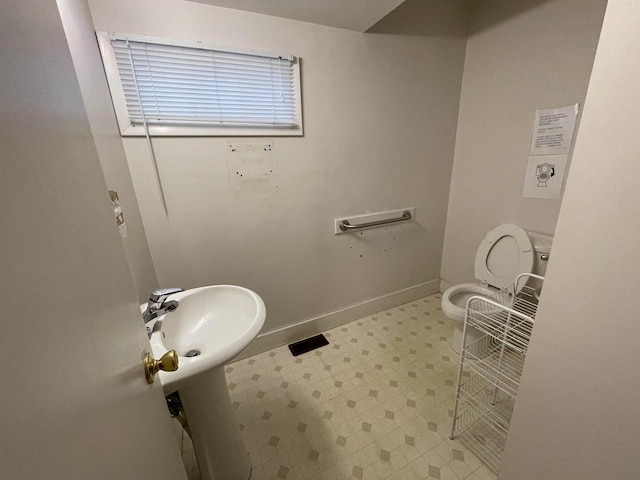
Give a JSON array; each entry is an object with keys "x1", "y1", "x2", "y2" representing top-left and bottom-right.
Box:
[{"x1": 96, "y1": 31, "x2": 303, "y2": 137}]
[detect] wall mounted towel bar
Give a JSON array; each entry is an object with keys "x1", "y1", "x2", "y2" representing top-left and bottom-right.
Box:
[{"x1": 338, "y1": 209, "x2": 412, "y2": 232}]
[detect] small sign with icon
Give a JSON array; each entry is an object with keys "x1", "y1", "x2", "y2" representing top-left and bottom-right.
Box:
[{"x1": 523, "y1": 154, "x2": 567, "y2": 199}]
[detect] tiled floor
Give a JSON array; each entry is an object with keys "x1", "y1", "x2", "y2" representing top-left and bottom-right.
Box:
[{"x1": 181, "y1": 293, "x2": 497, "y2": 480}]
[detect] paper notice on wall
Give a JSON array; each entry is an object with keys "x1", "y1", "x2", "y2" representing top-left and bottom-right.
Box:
[
  {"x1": 522, "y1": 155, "x2": 567, "y2": 200},
  {"x1": 530, "y1": 104, "x2": 579, "y2": 156}
]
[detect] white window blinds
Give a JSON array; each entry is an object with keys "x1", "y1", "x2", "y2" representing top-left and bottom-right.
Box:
[{"x1": 110, "y1": 37, "x2": 298, "y2": 128}]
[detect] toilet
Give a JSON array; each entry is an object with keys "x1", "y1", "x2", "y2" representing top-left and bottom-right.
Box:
[{"x1": 442, "y1": 224, "x2": 553, "y2": 352}]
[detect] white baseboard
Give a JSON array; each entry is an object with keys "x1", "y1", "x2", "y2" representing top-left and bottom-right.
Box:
[
  {"x1": 235, "y1": 279, "x2": 440, "y2": 361},
  {"x1": 439, "y1": 279, "x2": 451, "y2": 294}
]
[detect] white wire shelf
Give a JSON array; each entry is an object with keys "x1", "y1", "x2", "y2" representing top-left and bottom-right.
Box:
[
  {"x1": 462, "y1": 335, "x2": 526, "y2": 398},
  {"x1": 451, "y1": 273, "x2": 543, "y2": 475},
  {"x1": 457, "y1": 373, "x2": 515, "y2": 435},
  {"x1": 465, "y1": 286, "x2": 537, "y2": 355},
  {"x1": 454, "y1": 405, "x2": 507, "y2": 474}
]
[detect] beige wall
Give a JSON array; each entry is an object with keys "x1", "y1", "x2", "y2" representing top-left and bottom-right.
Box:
[
  {"x1": 88, "y1": 0, "x2": 468, "y2": 333},
  {"x1": 500, "y1": 0, "x2": 640, "y2": 477},
  {"x1": 0, "y1": 1, "x2": 185, "y2": 476},
  {"x1": 57, "y1": 0, "x2": 159, "y2": 304},
  {"x1": 440, "y1": 0, "x2": 607, "y2": 286}
]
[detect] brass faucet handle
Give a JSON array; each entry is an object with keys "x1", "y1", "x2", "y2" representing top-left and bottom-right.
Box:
[{"x1": 144, "y1": 350, "x2": 179, "y2": 384}]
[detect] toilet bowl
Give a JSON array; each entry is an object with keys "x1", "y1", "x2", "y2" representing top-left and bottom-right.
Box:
[
  {"x1": 442, "y1": 283, "x2": 498, "y2": 322},
  {"x1": 442, "y1": 224, "x2": 552, "y2": 352}
]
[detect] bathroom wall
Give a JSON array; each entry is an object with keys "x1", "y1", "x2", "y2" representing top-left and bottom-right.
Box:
[
  {"x1": 1, "y1": 0, "x2": 186, "y2": 476},
  {"x1": 440, "y1": 0, "x2": 607, "y2": 287},
  {"x1": 88, "y1": 0, "x2": 468, "y2": 342},
  {"x1": 500, "y1": 0, "x2": 640, "y2": 477},
  {"x1": 57, "y1": 0, "x2": 159, "y2": 304}
]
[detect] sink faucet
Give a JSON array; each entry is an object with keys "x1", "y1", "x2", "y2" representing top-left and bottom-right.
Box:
[{"x1": 143, "y1": 287, "x2": 183, "y2": 326}]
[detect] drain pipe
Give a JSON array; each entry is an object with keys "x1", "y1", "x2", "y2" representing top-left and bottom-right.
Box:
[{"x1": 166, "y1": 391, "x2": 191, "y2": 437}]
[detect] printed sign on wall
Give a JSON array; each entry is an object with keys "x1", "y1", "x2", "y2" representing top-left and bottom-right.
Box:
[
  {"x1": 522, "y1": 154, "x2": 568, "y2": 200},
  {"x1": 530, "y1": 104, "x2": 579, "y2": 156},
  {"x1": 523, "y1": 104, "x2": 579, "y2": 199}
]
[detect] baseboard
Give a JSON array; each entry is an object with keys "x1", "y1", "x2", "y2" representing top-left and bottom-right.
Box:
[
  {"x1": 235, "y1": 279, "x2": 440, "y2": 361},
  {"x1": 439, "y1": 279, "x2": 451, "y2": 294}
]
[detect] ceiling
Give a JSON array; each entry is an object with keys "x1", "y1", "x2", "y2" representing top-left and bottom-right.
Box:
[{"x1": 185, "y1": 0, "x2": 407, "y2": 32}]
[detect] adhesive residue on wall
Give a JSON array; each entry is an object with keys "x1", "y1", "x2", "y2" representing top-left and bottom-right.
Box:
[
  {"x1": 108, "y1": 190, "x2": 127, "y2": 238},
  {"x1": 226, "y1": 142, "x2": 278, "y2": 201}
]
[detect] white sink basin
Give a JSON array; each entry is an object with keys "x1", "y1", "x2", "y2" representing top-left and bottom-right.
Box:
[
  {"x1": 149, "y1": 285, "x2": 266, "y2": 394},
  {"x1": 146, "y1": 285, "x2": 266, "y2": 480}
]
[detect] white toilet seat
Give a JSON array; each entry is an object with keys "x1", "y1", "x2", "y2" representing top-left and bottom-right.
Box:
[
  {"x1": 441, "y1": 282, "x2": 497, "y2": 322},
  {"x1": 474, "y1": 224, "x2": 534, "y2": 289},
  {"x1": 442, "y1": 224, "x2": 535, "y2": 324},
  {"x1": 441, "y1": 224, "x2": 541, "y2": 352}
]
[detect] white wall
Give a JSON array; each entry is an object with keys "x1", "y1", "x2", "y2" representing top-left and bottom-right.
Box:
[
  {"x1": 0, "y1": 1, "x2": 185, "y2": 476},
  {"x1": 189, "y1": 0, "x2": 406, "y2": 32},
  {"x1": 500, "y1": 0, "x2": 640, "y2": 477},
  {"x1": 440, "y1": 0, "x2": 607, "y2": 286},
  {"x1": 57, "y1": 0, "x2": 159, "y2": 303},
  {"x1": 88, "y1": 0, "x2": 468, "y2": 337}
]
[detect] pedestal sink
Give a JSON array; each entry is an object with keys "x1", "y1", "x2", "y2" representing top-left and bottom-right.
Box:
[{"x1": 147, "y1": 285, "x2": 266, "y2": 480}]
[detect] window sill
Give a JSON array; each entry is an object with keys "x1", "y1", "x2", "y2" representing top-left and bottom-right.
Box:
[{"x1": 120, "y1": 123, "x2": 303, "y2": 137}]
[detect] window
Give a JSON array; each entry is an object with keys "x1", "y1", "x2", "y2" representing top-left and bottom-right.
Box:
[{"x1": 96, "y1": 32, "x2": 302, "y2": 136}]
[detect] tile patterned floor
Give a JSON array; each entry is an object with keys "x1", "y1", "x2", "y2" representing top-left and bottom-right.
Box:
[{"x1": 181, "y1": 293, "x2": 497, "y2": 480}]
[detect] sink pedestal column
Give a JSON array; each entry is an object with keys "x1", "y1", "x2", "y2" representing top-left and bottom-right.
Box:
[{"x1": 178, "y1": 366, "x2": 250, "y2": 480}]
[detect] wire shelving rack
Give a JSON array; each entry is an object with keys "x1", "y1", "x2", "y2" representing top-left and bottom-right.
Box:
[{"x1": 450, "y1": 273, "x2": 543, "y2": 474}]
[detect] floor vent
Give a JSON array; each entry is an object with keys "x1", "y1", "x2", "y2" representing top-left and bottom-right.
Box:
[{"x1": 288, "y1": 334, "x2": 329, "y2": 356}]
